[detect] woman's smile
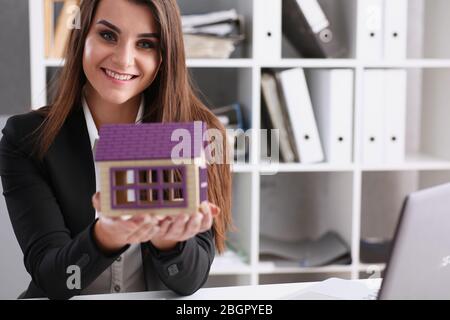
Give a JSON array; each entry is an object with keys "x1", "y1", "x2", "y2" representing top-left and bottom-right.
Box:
[{"x1": 100, "y1": 67, "x2": 140, "y2": 84}]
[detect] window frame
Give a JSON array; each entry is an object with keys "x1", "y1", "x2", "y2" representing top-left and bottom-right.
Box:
[{"x1": 110, "y1": 165, "x2": 187, "y2": 209}]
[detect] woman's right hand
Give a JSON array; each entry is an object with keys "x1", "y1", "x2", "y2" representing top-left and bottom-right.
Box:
[{"x1": 91, "y1": 192, "x2": 162, "y2": 254}]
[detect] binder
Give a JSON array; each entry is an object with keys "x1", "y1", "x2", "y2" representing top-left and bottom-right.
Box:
[
  {"x1": 383, "y1": 70, "x2": 407, "y2": 163},
  {"x1": 255, "y1": 0, "x2": 282, "y2": 60},
  {"x1": 276, "y1": 68, "x2": 324, "y2": 164},
  {"x1": 261, "y1": 73, "x2": 296, "y2": 163},
  {"x1": 282, "y1": 0, "x2": 346, "y2": 58},
  {"x1": 358, "y1": 0, "x2": 384, "y2": 59},
  {"x1": 362, "y1": 70, "x2": 385, "y2": 164},
  {"x1": 306, "y1": 69, "x2": 354, "y2": 164},
  {"x1": 383, "y1": 0, "x2": 408, "y2": 59}
]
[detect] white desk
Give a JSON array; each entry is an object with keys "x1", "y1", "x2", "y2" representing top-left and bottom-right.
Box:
[{"x1": 70, "y1": 279, "x2": 382, "y2": 300}]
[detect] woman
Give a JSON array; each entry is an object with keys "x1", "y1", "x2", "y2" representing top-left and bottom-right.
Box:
[{"x1": 0, "y1": 0, "x2": 231, "y2": 300}]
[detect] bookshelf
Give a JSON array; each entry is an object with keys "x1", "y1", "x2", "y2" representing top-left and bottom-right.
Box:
[{"x1": 28, "y1": 0, "x2": 450, "y2": 288}]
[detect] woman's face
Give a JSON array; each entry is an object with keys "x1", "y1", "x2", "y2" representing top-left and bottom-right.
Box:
[{"x1": 83, "y1": 0, "x2": 162, "y2": 105}]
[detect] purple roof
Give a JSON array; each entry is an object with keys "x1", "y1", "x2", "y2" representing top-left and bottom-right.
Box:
[{"x1": 95, "y1": 121, "x2": 207, "y2": 162}]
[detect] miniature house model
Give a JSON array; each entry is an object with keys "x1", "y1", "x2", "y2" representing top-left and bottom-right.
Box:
[{"x1": 94, "y1": 122, "x2": 208, "y2": 217}]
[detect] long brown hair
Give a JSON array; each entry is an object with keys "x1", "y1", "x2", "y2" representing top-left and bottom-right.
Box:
[{"x1": 35, "y1": 0, "x2": 232, "y2": 253}]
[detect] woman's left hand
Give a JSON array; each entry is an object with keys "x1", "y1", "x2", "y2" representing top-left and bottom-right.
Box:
[{"x1": 148, "y1": 201, "x2": 220, "y2": 251}]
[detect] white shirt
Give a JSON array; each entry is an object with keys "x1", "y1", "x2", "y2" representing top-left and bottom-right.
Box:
[{"x1": 81, "y1": 92, "x2": 146, "y2": 295}]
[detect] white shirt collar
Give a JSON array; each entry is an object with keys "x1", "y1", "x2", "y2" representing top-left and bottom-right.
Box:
[{"x1": 82, "y1": 93, "x2": 144, "y2": 151}]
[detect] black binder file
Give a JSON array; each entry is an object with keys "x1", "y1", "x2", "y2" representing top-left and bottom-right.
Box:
[{"x1": 282, "y1": 0, "x2": 346, "y2": 58}]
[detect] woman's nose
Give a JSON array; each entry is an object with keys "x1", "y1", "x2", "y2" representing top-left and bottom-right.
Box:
[{"x1": 111, "y1": 41, "x2": 135, "y2": 69}]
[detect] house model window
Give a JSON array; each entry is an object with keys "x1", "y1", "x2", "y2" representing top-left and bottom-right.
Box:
[
  {"x1": 111, "y1": 166, "x2": 187, "y2": 209},
  {"x1": 94, "y1": 122, "x2": 208, "y2": 218}
]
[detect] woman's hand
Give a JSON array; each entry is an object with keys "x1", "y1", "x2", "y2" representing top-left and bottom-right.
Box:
[
  {"x1": 91, "y1": 192, "x2": 162, "y2": 254},
  {"x1": 91, "y1": 192, "x2": 220, "y2": 253},
  {"x1": 150, "y1": 201, "x2": 220, "y2": 251}
]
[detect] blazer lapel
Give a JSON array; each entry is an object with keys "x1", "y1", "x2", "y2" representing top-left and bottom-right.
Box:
[{"x1": 64, "y1": 105, "x2": 96, "y2": 226}]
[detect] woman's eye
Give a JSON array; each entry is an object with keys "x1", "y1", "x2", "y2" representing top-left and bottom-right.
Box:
[
  {"x1": 99, "y1": 31, "x2": 116, "y2": 42},
  {"x1": 138, "y1": 41, "x2": 156, "y2": 50}
]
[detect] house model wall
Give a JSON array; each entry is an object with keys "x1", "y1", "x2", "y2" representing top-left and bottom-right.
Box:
[{"x1": 95, "y1": 122, "x2": 208, "y2": 217}]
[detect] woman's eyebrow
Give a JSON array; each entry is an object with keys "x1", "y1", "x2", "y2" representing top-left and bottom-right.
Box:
[{"x1": 96, "y1": 19, "x2": 160, "y2": 39}]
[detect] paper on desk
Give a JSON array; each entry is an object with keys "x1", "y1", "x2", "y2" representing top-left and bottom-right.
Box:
[{"x1": 282, "y1": 278, "x2": 379, "y2": 300}]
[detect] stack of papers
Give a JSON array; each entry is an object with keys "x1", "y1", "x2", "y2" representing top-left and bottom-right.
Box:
[{"x1": 182, "y1": 9, "x2": 244, "y2": 58}]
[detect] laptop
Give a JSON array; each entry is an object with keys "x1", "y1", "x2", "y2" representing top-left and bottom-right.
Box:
[{"x1": 285, "y1": 182, "x2": 450, "y2": 300}]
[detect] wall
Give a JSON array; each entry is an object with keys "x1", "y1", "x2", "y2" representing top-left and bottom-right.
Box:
[
  {"x1": 0, "y1": 0, "x2": 32, "y2": 299},
  {"x1": 0, "y1": 0, "x2": 31, "y2": 115}
]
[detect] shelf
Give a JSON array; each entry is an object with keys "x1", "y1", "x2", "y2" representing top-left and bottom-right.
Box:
[
  {"x1": 260, "y1": 59, "x2": 358, "y2": 69},
  {"x1": 44, "y1": 58, "x2": 64, "y2": 67},
  {"x1": 257, "y1": 261, "x2": 352, "y2": 275},
  {"x1": 231, "y1": 164, "x2": 254, "y2": 173},
  {"x1": 363, "y1": 59, "x2": 450, "y2": 69},
  {"x1": 187, "y1": 59, "x2": 254, "y2": 68},
  {"x1": 358, "y1": 263, "x2": 386, "y2": 272},
  {"x1": 258, "y1": 162, "x2": 354, "y2": 173},
  {"x1": 210, "y1": 266, "x2": 253, "y2": 276},
  {"x1": 361, "y1": 153, "x2": 450, "y2": 171}
]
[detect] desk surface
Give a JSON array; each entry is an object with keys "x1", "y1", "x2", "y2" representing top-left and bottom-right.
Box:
[{"x1": 70, "y1": 279, "x2": 382, "y2": 300}]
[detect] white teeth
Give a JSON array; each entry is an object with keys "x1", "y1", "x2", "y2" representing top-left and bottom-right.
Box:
[{"x1": 104, "y1": 68, "x2": 134, "y2": 81}]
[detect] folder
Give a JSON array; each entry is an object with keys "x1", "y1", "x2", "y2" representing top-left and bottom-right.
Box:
[
  {"x1": 383, "y1": 70, "x2": 407, "y2": 163},
  {"x1": 255, "y1": 0, "x2": 282, "y2": 60},
  {"x1": 276, "y1": 68, "x2": 324, "y2": 164},
  {"x1": 261, "y1": 73, "x2": 296, "y2": 163},
  {"x1": 282, "y1": 0, "x2": 346, "y2": 58},
  {"x1": 362, "y1": 70, "x2": 385, "y2": 164},
  {"x1": 306, "y1": 69, "x2": 354, "y2": 164},
  {"x1": 358, "y1": 0, "x2": 384, "y2": 59},
  {"x1": 383, "y1": 0, "x2": 408, "y2": 59}
]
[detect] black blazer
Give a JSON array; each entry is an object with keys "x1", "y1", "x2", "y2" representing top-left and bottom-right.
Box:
[{"x1": 0, "y1": 105, "x2": 215, "y2": 300}]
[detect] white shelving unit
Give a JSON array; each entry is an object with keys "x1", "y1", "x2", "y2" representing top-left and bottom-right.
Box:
[{"x1": 29, "y1": 0, "x2": 450, "y2": 288}]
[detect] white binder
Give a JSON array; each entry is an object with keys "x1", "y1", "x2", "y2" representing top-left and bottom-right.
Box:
[
  {"x1": 276, "y1": 68, "x2": 324, "y2": 164},
  {"x1": 358, "y1": 0, "x2": 384, "y2": 59},
  {"x1": 383, "y1": 0, "x2": 408, "y2": 59},
  {"x1": 383, "y1": 70, "x2": 407, "y2": 163},
  {"x1": 362, "y1": 70, "x2": 385, "y2": 164},
  {"x1": 306, "y1": 69, "x2": 354, "y2": 164},
  {"x1": 254, "y1": 0, "x2": 282, "y2": 61},
  {"x1": 261, "y1": 73, "x2": 296, "y2": 163}
]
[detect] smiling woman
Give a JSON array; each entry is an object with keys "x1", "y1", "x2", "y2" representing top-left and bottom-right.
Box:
[
  {"x1": 0, "y1": 0, "x2": 232, "y2": 300},
  {"x1": 82, "y1": 0, "x2": 163, "y2": 114}
]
